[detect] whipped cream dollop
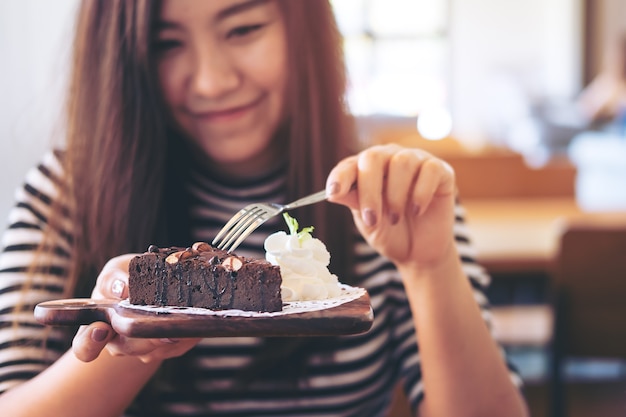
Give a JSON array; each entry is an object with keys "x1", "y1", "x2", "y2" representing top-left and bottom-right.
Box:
[{"x1": 264, "y1": 225, "x2": 341, "y2": 302}]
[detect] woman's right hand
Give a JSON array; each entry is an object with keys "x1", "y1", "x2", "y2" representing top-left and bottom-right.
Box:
[{"x1": 71, "y1": 254, "x2": 202, "y2": 363}]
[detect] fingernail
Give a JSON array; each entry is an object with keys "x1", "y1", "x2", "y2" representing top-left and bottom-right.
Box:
[
  {"x1": 111, "y1": 279, "x2": 125, "y2": 298},
  {"x1": 159, "y1": 338, "x2": 179, "y2": 344},
  {"x1": 362, "y1": 208, "x2": 377, "y2": 227},
  {"x1": 390, "y1": 212, "x2": 400, "y2": 225},
  {"x1": 327, "y1": 182, "x2": 340, "y2": 196},
  {"x1": 92, "y1": 328, "x2": 109, "y2": 342}
]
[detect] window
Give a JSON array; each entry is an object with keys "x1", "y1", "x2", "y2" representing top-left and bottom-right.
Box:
[{"x1": 331, "y1": 0, "x2": 450, "y2": 117}]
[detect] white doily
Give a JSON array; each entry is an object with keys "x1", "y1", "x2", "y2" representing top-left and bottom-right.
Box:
[{"x1": 119, "y1": 284, "x2": 366, "y2": 318}]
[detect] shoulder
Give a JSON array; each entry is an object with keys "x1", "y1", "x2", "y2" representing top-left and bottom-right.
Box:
[
  {"x1": 21, "y1": 149, "x2": 65, "y2": 193},
  {"x1": 8, "y1": 149, "x2": 67, "y2": 229},
  {"x1": 20, "y1": 148, "x2": 64, "y2": 186}
]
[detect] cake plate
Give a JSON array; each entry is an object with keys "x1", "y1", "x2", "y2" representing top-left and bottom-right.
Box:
[{"x1": 34, "y1": 288, "x2": 373, "y2": 338}]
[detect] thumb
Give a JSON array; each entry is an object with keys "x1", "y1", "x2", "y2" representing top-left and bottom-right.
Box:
[
  {"x1": 326, "y1": 181, "x2": 360, "y2": 211},
  {"x1": 72, "y1": 323, "x2": 114, "y2": 362}
]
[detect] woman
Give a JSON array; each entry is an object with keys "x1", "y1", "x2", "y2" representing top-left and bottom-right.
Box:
[{"x1": 0, "y1": 1, "x2": 528, "y2": 416}]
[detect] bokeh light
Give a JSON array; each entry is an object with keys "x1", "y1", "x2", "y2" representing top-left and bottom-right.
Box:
[{"x1": 417, "y1": 107, "x2": 453, "y2": 140}]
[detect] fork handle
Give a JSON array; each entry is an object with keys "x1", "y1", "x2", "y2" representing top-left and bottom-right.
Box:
[{"x1": 283, "y1": 190, "x2": 328, "y2": 210}]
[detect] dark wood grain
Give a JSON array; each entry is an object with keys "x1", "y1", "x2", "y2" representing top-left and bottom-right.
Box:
[{"x1": 34, "y1": 293, "x2": 373, "y2": 338}]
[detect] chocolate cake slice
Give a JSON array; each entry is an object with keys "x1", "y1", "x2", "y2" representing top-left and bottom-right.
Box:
[{"x1": 128, "y1": 242, "x2": 283, "y2": 312}]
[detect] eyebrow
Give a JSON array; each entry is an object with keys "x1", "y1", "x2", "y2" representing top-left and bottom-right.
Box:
[
  {"x1": 155, "y1": 0, "x2": 271, "y2": 30},
  {"x1": 216, "y1": 0, "x2": 270, "y2": 21}
]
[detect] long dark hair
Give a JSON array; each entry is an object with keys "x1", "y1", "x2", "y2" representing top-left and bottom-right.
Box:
[
  {"x1": 39, "y1": 0, "x2": 357, "y2": 400},
  {"x1": 61, "y1": 0, "x2": 167, "y2": 297},
  {"x1": 56, "y1": 0, "x2": 356, "y2": 299}
]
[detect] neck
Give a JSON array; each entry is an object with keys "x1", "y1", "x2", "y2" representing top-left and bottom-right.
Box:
[{"x1": 185, "y1": 142, "x2": 287, "y2": 186}]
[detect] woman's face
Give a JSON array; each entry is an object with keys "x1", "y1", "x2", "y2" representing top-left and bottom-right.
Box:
[{"x1": 156, "y1": 0, "x2": 288, "y2": 177}]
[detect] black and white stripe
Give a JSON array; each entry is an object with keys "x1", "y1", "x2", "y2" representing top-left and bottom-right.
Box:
[
  {"x1": 0, "y1": 151, "x2": 521, "y2": 416},
  {"x1": 0, "y1": 151, "x2": 71, "y2": 395}
]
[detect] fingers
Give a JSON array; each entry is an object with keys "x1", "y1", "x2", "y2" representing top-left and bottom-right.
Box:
[
  {"x1": 133, "y1": 338, "x2": 203, "y2": 364},
  {"x1": 326, "y1": 156, "x2": 359, "y2": 208},
  {"x1": 411, "y1": 158, "x2": 455, "y2": 215},
  {"x1": 105, "y1": 336, "x2": 179, "y2": 358},
  {"x1": 106, "y1": 337, "x2": 202, "y2": 364},
  {"x1": 355, "y1": 146, "x2": 392, "y2": 227},
  {"x1": 72, "y1": 323, "x2": 114, "y2": 362},
  {"x1": 73, "y1": 254, "x2": 135, "y2": 362},
  {"x1": 73, "y1": 253, "x2": 202, "y2": 364},
  {"x1": 326, "y1": 145, "x2": 396, "y2": 222},
  {"x1": 73, "y1": 324, "x2": 201, "y2": 364},
  {"x1": 386, "y1": 149, "x2": 422, "y2": 223},
  {"x1": 92, "y1": 254, "x2": 138, "y2": 299},
  {"x1": 327, "y1": 144, "x2": 454, "y2": 223}
]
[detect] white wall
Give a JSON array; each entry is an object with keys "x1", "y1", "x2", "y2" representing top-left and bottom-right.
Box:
[
  {"x1": 449, "y1": 0, "x2": 584, "y2": 146},
  {"x1": 0, "y1": 0, "x2": 79, "y2": 224}
]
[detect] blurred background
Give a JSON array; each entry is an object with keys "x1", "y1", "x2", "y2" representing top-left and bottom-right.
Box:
[{"x1": 1, "y1": 1, "x2": 626, "y2": 416}]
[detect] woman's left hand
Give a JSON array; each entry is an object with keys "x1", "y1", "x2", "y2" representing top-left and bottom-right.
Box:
[
  {"x1": 72, "y1": 254, "x2": 202, "y2": 363},
  {"x1": 326, "y1": 144, "x2": 457, "y2": 271}
]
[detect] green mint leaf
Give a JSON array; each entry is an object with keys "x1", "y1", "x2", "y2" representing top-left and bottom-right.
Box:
[
  {"x1": 282, "y1": 213, "x2": 315, "y2": 244},
  {"x1": 283, "y1": 213, "x2": 299, "y2": 235}
]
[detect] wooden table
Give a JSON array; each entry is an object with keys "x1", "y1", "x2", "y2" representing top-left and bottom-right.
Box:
[
  {"x1": 463, "y1": 198, "x2": 626, "y2": 346},
  {"x1": 464, "y1": 197, "x2": 626, "y2": 274},
  {"x1": 462, "y1": 197, "x2": 583, "y2": 275}
]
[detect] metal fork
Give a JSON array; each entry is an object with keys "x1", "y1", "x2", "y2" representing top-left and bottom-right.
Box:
[{"x1": 212, "y1": 189, "x2": 328, "y2": 253}]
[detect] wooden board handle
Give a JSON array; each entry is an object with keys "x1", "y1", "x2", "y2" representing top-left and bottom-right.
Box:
[
  {"x1": 34, "y1": 299, "x2": 118, "y2": 326},
  {"x1": 34, "y1": 294, "x2": 374, "y2": 338}
]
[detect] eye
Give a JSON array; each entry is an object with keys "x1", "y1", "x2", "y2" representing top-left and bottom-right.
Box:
[
  {"x1": 154, "y1": 39, "x2": 183, "y2": 54},
  {"x1": 226, "y1": 24, "x2": 265, "y2": 39}
]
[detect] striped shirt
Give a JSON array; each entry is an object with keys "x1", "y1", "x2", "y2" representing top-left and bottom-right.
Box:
[{"x1": 0, "y1": 150, "x2": 520, "y2": 416}]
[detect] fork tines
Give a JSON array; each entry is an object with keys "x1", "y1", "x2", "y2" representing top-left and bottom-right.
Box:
[{"x1": 212, "y1": 207, "x2": 270, "y2": 252}]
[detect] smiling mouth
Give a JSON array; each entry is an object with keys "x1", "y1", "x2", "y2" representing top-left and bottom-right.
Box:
[{"x1": 187, "y1": 95, "x2": 265, "y2": 122}]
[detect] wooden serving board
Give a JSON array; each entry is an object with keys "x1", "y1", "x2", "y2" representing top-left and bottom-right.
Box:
[{"x1": 34, "y1": 293, "x2": 373, "y2": 338}]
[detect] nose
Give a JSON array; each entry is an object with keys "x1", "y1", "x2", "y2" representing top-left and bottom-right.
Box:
[{"x1": 189, "y1": 44, "x2": 240, "y2": 99}]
